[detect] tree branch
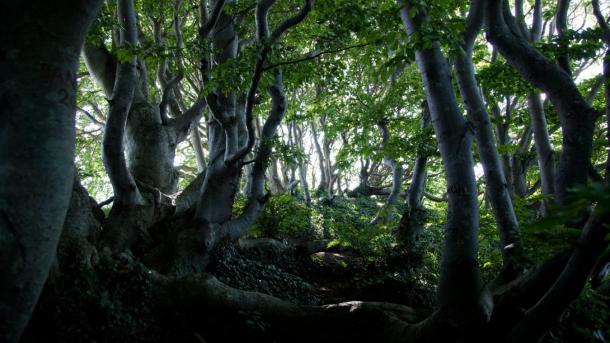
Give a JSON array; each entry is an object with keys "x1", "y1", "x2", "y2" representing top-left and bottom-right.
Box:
[
  {"x1": 102, "y1": 0, "x2": 144, "y2": 205},
  {"x1": 269, "y1": 0, "x2": 314, "y2": 43},
  {"x1": 224, "y1": 0, "x2": 313, "y2": 166},
  {"x1": 199, "y1": 0, "x2": 226, "y2": 39},
  {"x1": 168, "y1": 97, "x2": 207, "y2": 144},
  {"x1": 159, "y1": 72, "x2": 184, "y2": 125},
  {"x1": 592, "y1": 0, "x2": 610, "y2": 44},
  {"x1": 217, "y1": 71, "x2": 287, "y2": 242},
  {"x1": 83, "y1": 42, "x2": 117, "y2": 98},
  {"x1": 263, "y1": 42, "x2": 373, "y2": 71}
]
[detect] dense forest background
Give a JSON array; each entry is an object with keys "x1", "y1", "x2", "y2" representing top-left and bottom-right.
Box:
[{"x1": 1, "y1": 0, "x2": 610, "y2": 342}]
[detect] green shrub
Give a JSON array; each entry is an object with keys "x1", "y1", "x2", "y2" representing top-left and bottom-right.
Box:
[{"x1": 249, "y1": 194, "x2": 315, "y2": 240}]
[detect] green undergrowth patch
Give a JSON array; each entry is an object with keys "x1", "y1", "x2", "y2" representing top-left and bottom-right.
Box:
[{"x1": 237, "y1": 194, "x2": 415, "y2": 259}]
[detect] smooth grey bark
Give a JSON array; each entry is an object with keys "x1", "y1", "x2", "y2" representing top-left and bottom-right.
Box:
[
  {"x1": 83, "y1": 44, "x2": 116, "y2": 99},
  {"x1": 348, "y1": 158, "x2": 371, "y2": 196},
  {"x1": 513, "y1": 124, "x2": 535, "y2": 198},
  {"x1": 191, "y1": 125, "x2": 207, "y2": 172},
  {"x1": 294, "y1": 123, "x2": 311, "y2": 203},
  {"x1": 369, "y1": 63, "x2": 406, "y2": 223},
  {"x1": 168, "y1": 0, "x2": 313, "y2": 275},
  {"x1": 371, "y1": 120, "x2": 403, "y2": 225},
  {"x1": 97, "y1": 0, "x2": 167, "y2": 254},
  {"x1": 484, "y1": 1, "x2": 609, "y2": 341},
  {"x1": 347, "y1": 159, "x2": 390, "y2": 197},
  {"x1": 195, "y1": 0, "x2": 312, "y2": 223},
  {"x1": 217, "y1": 71, "x2": 288, "y2": 242},
  {"x1": 322, "y1": 133, "x2": 336, "y2": 201},
  {"x1": 491, "y1": 99, "x2": 513, "y2": 191},
  {"x1": 397, "y1": 103, "x2": 431, "y2": 247},
  {"x1": 398, "y1": 1, "x2": 488, "y2": 334},
  {"x1": 591, "y1": 0, "x2": 610, "y2": 180},
  {"x1": 102, "y1": 0, "x2": 144, "y2": 207},
  {"x1": 485, "y1": 0, "x2": 597, "y2": 206},
  {"x1": 175, "y1": 171, "x2": 206, "y2": 215},
  {"x1": 555, "y1": 0, "x2": 572, "y2": 74},
  {"x1": 84, "y1": 26, "x2": 205, "y2": 195},
  {"x1": 455, "y1": 0, "x2": 525, "y2": 270},
  {"x1": 527, "y1": 92, "x2": 556, "y2": 210},
  {"x1": 130, "y1": 95, "x2": 205, "y2": 194},
  {"x1": 506, "y1": 210, "x2": 610, "y2": 342},
  {"x1": 268, "y1": 157, "x2": 287, "y2": 193},
  {"x1": 57, "y1": 174, "x2": 103, "y2": 271},
  {"x1": 311, "y1": 121, "x2": 328, "y2": 193},
  {"x1": 191, "y1": 0, "x2": 244, "y2": 227},
  {"x1": 491, "y1": 98, "x2": 536, "y2": 200},
  {"x1": 0, "y1": 1, "x2": 103, "y2": 341},
  {"x1": 517, "y1": 0, "x2": 556, "y2": 213}
]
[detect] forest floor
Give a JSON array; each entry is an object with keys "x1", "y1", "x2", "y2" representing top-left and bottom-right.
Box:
[
  {"x1": 21, "y1": 196, "x2": 608, "y2": 342},
  {"x1": 211, "y1": 240, "x2": 435, "y2": 307}
]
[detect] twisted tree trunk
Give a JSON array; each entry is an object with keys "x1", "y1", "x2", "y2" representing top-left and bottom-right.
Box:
[
  {"x1": 371, "y1": 119, "x2": 403, "y2": 225},
  {"x1": 397, "y1": 103, "x2": 430, "y2": 248},
  {"x1": 485, "y1": 0, "x2": 596, "y2": 207},
  {"x1": 398, "y1": 1, "x2": 489, "y2": 337},
  {"x1": 454, "y1": 0, "x2": 526, "y2": 275}
]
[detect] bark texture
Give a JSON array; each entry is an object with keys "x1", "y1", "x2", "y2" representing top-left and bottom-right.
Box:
[
  {"x1": 399, "y1": 1, "x2": 489, "y2": 335},
  {"x1": 0, "y1": 1, "x2": 103, "y2": 341},
  {"x1": 454, "y1": 0, "x2": 525, "y2": 272}
]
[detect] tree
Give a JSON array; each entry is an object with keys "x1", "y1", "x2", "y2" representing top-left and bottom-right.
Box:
[
  {"x1": 454, "y1": 0, "x2": 526, "y2": 279},
  {"x1": 0, "y1": 1, "x2": 103, "y2": 341},
  {"x1": 397, "y1": 1, "x2": 489, "y2": 338}
]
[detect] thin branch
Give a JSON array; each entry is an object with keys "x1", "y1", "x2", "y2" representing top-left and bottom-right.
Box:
[
  {"x1": 77, "y1": 106, "x2": 104, "y2": 126},
  {"x1": 262, "y1": 42, "x2": 371, "y2": 71},
  {"x1": 97, "y1": 196, "x2": 115, "y2": 208},
  {"x1": 269, "y1": 0, "x2": 314, "y2": 42},
  {"x1": 102, "y1": 0, "x2": 143, "y2": 205},
  {"x1": 224, "y1": 0, "x2": 313, "y2": 166},
  {"x1": 423, "y1": 191, "x2": 448, "y2": 203},
  {"x1": 199, "y1": 0, "x2": 226, "y2": 39}
]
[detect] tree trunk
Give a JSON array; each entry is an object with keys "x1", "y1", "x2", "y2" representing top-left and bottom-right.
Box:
[
  {"x1": 491, "y1": 100, "x2": 514, "y2": 196},
  {"x1": 84, "y1": 40, "x2": 204, "y2": 196},
  {"x1": 397, "y1": 103, "x2": 430, "y2": 247},
  {"x1": 371, "y1": 118, "x2": 403, "y2": 225},
  {"x1": 191, "y1": 125, "x2": 207, "y2": 173},
  {"x1": 506, "y1": 211, "x2": 610, "y2": 342},
  {"x1": 294, "y1": 123, "x2": 311, "y2": 203},
  {"x1": 322, "y1": 135, "x2": 335, "y2": 201},
  {"x1": 454, "y1": 0, "x2": 525, "y2": 273},
  {"x1": 97, "y1": 0, "x2": 177, "y2": 255},
  {"x1": 399, "y1": 1, "x2": 489, "y2": 334},
  {"x1": 56, "y1": 174, "x2": 103, "y2": 272},
  {"x1": 0, "y1": 2, "x2": 103, "y2": 341},
  {"x1": 311, "y1": 121, "x2": 328, "y2": 193},
  {"x1": 510, "y1": 125, "x2": 534, "y2": 198},
  {"x1": 171, "y1": 0, "x2": 313, "y2": 274},
  {"x1": 485, "y1": 0, "x2": 596, "y2": 206},
  {"x1": 526, "y1": 92, "x2": 555, "y2": 213}
]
